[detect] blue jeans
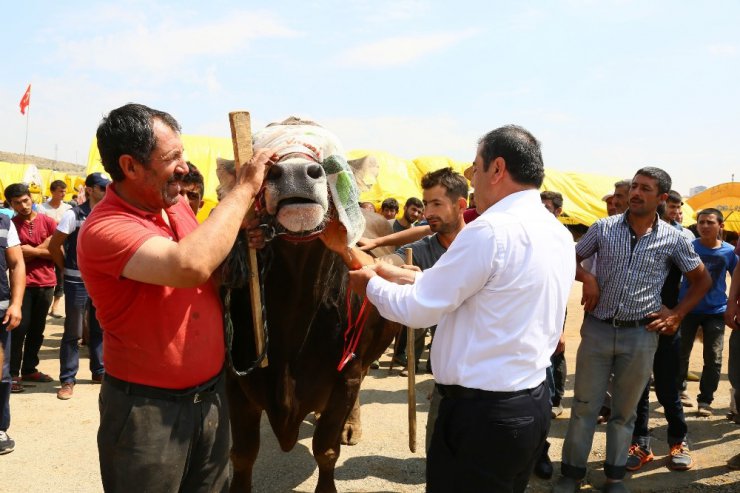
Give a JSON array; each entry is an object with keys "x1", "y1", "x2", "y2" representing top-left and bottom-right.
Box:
[
  {"x1": 561, "y1": 315, "x2": 658, "y2": 481},
  {"x1": 546, "y1": 351, "x2": 567, "y2": 406},
  {"x1": 59, "y1": 282, "x2": 103, "y2": 383},
  {"x1": 679, "y1": 313, "x2": 725, "y2": 405},
  {"x1": 0, "y1": 315, "x2": 10, "y2": 431},
  {"x1": 633, "y1": 330, "x2": 687, "y2": 446}
]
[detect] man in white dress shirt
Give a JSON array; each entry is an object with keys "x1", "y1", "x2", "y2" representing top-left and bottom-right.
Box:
[{"x1": 349, "y1": 125, "x2": 575, "y2": 492}]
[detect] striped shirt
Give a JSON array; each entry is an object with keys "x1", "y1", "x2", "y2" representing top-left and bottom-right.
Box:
[{"x1": 577, "y1": 212, "x2": 700, "y2": 321}]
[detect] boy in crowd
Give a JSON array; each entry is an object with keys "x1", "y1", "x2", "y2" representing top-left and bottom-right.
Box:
[{"x1": 679, "y1": 208, "x2": 738, "y2": 415}]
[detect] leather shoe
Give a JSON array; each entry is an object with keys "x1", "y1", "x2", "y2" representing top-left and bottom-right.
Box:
[
  {"x1": 534, "y1": 441, "x2": 553, "y2": 479},
  {"x1": 552, "y1": 475, "x2": 581, "y2": 492},
  {"x1": 603, "y1": 481, "x2": 630, "y2": 492}
]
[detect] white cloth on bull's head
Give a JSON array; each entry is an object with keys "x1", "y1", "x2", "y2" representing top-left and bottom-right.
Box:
[{"x1": 253, "y1": 123, "x2": 365, "y2": 246}]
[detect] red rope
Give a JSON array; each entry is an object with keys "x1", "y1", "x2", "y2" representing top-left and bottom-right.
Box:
[{"x1": 337, "y1": 289, "x2": 370, "y2": 371}]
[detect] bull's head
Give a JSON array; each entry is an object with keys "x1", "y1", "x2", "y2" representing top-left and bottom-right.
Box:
[{"x1": 262, "y1": 154, "x2": 330, "y2": 236}]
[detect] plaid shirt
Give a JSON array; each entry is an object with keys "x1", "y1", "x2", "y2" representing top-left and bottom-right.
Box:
[{"x1": 577, "y1": 212, "x2": 700, "y2": 321}]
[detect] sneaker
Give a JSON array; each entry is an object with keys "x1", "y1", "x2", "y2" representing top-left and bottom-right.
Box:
[
  {"x1": 0, "y1": 431, "x2": 14, "y2": 455},
  {"x1": 10, "y1": 377, "x2": 23, "y2": 393},
  {"x1": 680, "y1": 391, "x2": 694, "y2": 407},
  {"x1": 626, "y1": 444, "x2": 654, "y2": 471},
  {"x1": 21, "y1": 371, "x2": 53, "y2": 382},
  {"x1": 552, "y1": 403, "x2": 564, "y2": 418},
  {"x1": 57, "y1": 382, "x2": 75, "y2": 400},
  {"x1": 533, "y1": 441, "x2": 553, "y2": 479},
  {"x1": 697, "y1": 402, "x2": 712, "y2": 417},
  {"x1": 668, "y1": 441, "x2": 694, "y2": 471}
]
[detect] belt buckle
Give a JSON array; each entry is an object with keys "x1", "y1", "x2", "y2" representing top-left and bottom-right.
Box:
[{"x1": 193, "y1": 392, "x2": 202, "y2": 404}]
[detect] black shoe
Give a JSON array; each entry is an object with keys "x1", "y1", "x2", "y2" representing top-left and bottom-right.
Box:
[{"x1": 534, "y1": 441, "x2": 553, "y2": 479}]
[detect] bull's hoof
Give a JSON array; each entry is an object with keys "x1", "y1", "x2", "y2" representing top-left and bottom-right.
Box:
[{"x1": 340, "y1": 422, "x2": 362, "y2": 445}]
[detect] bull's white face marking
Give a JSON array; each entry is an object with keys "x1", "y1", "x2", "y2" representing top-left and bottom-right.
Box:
[
  {"x1": 263, "y1": 157, "x2": 329, "y2": 233},
  {"x1": 276, "y1": 203, "x2": 326, "y2": 232}
]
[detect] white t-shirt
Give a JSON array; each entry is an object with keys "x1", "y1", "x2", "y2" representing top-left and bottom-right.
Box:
[
  {"x1": 6, "y1": 222, "x2": 20, "y2": 248},
  {"x1": 56, "y1": 209, "x2": 78, "y2": 235},
  {"x1": 38, "y1": 201, "x2": 72, "y2": 223}
]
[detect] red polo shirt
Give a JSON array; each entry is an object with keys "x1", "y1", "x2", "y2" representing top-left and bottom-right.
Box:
[
  {"x1": 77, "y1": 184, "x2": 224, "y2": 389},
  {"x1": 12, "y1": 213, "x2": 57, "y2": 287}
]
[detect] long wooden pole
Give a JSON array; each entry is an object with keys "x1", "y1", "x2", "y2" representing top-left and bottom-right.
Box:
[
  {"x1": 229, "y1": 111, "x2": 268, "y2": 368},
  {"x1": 405, "y1": 248, "x2": 417, "y2": 453}
]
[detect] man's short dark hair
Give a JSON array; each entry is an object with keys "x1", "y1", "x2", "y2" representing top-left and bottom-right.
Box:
[
  {"x1": 478, "y1": 125, "x2": 544, "y2": 187},
  {"x1": 405, "y1": 197, "x2": 423, "y2": 209},
  {"x1": 96, "y1": 103, "x2": 181, "y2": 182},
  {"x1": 49, "y1": 180, "x2": 67, "y2": 192},
  {"x1": 420, "y1": 167, "x2": 468, "y2": 201},
  {"x1": 540, "y1": 190, "x2": 564, "y2": 210},
  {"x1": 614, "y1": 179, "x2": 631, "y2": 190},
  {"x1": 381, "y1": 198, "x2": 399, "y2": 211},
  {"x1": 634, "y1": 167, "x2": 672, "y2": 195},
  {"x1": 697, "y1": 208, "x2": 724, "y2": 223},
  {"x1": 4, "y1": 183, "x2": 30, "y2": 202},
  {"x1": 182, "y1": 161, "x2": 205, "y2": 197},
  {"x1": 666, "y1": 190, "x2": 683, "y2": 205}
]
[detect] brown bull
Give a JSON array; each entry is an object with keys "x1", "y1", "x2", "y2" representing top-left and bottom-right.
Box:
[{"x1": 219, "y1": 122, "x2": 400, "y2": 493}]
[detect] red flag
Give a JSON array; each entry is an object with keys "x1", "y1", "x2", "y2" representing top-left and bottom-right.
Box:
[{"x1": 19, "y1": 84, "x2": 31, "y2": 115}]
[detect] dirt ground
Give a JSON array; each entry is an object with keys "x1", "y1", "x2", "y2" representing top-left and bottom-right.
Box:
[{"x1": 5, "y1": 283, "x2": 740, "y2": 492}]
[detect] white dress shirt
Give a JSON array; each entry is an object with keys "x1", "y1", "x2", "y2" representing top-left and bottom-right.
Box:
[{"x1": 367, "y1": 189, "x2": 575, "y2": 391}]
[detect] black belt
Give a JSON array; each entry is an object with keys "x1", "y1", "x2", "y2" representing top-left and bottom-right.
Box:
[
  {"x1": 105, "y1": 372, "x2": 221, "y2": 403},
  {"x1": 599, "y1": 316, "x2": 652, "y2": 328},
  {"x1": 436, "y1": 382, "x2": 543, "y2": 400}
]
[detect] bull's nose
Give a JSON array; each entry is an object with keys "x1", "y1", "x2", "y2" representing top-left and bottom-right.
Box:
[
  {"x1": 307, "y1": 164, "x2": 323, "y2": 180},
  {"x1": 267, "y1": 166, "x2": 283, "y2": 181}
]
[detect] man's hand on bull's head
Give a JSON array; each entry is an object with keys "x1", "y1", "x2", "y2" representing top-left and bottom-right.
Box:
[
  {"x1": 235, "y1": 148, "x2": 278, "y2": 195},
  {"x1": 245, "y1": 218, "x2": 266, "y2": 249},
  {"x1": 318, "y1": 217, "x2": 349, "y2": 255}
]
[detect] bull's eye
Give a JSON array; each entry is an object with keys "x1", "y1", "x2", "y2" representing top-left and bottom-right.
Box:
[
  {"x1": 306, "y1": 164, "x2": 323, "y2": 180},
  {"x1": 267, "y1": 166, "x2": 283, "y2": 181}
]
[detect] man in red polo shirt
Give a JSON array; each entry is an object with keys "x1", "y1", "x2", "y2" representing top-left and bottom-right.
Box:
[
  {"x1": 77, "y1": 103, "x2": 272, "y2": 492},
  {"x1": 5, "y1": 183, "x2": 57, "y2": 390}
]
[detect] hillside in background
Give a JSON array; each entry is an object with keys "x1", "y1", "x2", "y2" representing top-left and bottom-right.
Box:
[{"x1": 0, "y1": 150, "x2": 86, "y2": 175}]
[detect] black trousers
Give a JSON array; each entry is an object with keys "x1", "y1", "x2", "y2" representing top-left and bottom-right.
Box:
[
  {"x1": 98, "y1": 373, "x2": 230, "y2": 493},
  {"x1": 10, "y1": 286, "x2": 53, "y2": 377},
  {"x1": 427, "y1": 381, "x2": 550, "y2": 493}
]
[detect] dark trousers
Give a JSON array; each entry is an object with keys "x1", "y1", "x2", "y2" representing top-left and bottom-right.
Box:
[
  {"x1": 98, "y1": 373, "x2": 230, "y2": 493},
  {"x1": 59, "y1": 284, "x2": 104, "y2": 383},
  {"x1": 679, "y1": 312, "x2": 725, "y2": 404},
  {"x1": 393, "y1": 327, "x2": 427, "y2": 368},
  {"x1": 0, "y1": 315, "x2": 10, "y2": 431},
  {"x1": 633, "y1": 330, "x2": 687, "y2": 446},
  {"x1": 427, "y1": 381, "x2": 550, "y2": 493},
  {"x1": 547, "y1": 352, "x2": 567, "y2": 406},
  {"x1": 10, "y1": 287, "x2": 53, "y2": 377},
  {"x1": 729, "y1": 330, "x2": 740, "y2": 408}
]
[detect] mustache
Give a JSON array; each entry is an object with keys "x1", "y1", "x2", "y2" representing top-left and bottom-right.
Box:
[{"x1": 167, "y1": 173, "x2": 185, "y2": 185}]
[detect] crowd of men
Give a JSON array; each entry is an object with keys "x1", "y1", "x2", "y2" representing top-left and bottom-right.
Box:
[{"x1": 0, "y1": 103, "x2": 738, "y2": 493}]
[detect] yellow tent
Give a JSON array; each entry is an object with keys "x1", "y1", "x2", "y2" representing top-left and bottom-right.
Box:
[
  {"x1": 0, "y1": 162, "x2": 44, "y2": 202},
  {"x1": 686, "y1": 182, "x2": 740, "y2": 233}
]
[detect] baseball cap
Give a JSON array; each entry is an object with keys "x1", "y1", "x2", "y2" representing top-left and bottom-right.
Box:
[{"x1": 86, "y1": 172, "x2": 111, "y2": 188}]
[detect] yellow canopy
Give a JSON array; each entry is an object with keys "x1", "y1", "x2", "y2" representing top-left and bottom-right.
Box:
[{"x1": 686, "y1": 182, "x2": 740, "y2": 233}]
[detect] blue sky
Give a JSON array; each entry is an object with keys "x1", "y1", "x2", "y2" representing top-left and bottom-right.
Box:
[{"x1": 2, "y1": 1, "x2": 738, "y2": 195}]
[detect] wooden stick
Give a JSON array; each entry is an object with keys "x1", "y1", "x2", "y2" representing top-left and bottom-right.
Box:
[
  {"x1": 405, "y1": 248, "x2": 417, "y2": 453},
  {"x1": 229, "y1": 111, "x2": 268, "y2": 368}
]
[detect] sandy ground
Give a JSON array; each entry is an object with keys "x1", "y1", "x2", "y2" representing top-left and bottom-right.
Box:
[{"x1": 4, "y1": 284, "x2": 740, "y2": 492}]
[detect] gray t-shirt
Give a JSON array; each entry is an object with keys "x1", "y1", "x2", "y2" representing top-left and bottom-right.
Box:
[{"x1": 395, "y1": 234, "x2": 447, "y2": 271}]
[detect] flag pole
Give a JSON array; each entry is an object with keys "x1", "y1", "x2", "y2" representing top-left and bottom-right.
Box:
[{"x1": 23, "y1": 105, "x2": 30, "y2": 164}]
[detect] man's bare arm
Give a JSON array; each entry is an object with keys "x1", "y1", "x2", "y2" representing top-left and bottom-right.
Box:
[
  {"x1": 647, "y1": 263, "x2": 711, "y2": 335},
  {"x1": 575, "y1": 254, "x2": 600, "y2": 312},
  {"x1": 4, "y1": 246, "x2": 25, "y2": 330},
  {"x1": 48, "y1": 231, "x2": 68, "y2": 271},
  {"x1": 358, "y1": 225, "x2": 432, "y2": 251},
  {"x1": 121, "y1": 149, "x2": 273, "y2": 288}
]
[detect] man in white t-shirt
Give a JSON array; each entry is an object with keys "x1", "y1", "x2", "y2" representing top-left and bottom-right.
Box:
[{"x1": 38, "y1": 180, "x2": 72, "y2": 317}]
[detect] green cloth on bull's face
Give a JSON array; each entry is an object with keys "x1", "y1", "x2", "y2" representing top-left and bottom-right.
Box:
[{"x1": 253, "y1": 123, "x2": 365, "y2": 246}]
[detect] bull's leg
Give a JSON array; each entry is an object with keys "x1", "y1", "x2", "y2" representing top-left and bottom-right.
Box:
[
  {"x1": 226, "y1": 375, "x2": 262, "y2": 493},
  {"x1": 312, "y1": 376, "x2": 361, "y2": 493},
  {"x1": 341, "y1": 369, "x2": 367, "y2": 445}
]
